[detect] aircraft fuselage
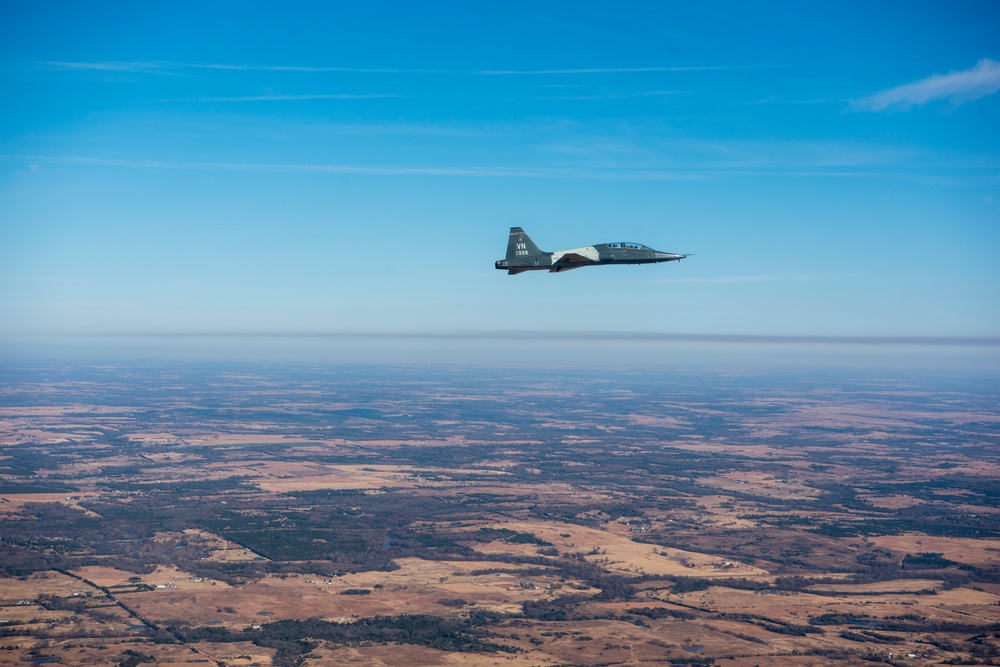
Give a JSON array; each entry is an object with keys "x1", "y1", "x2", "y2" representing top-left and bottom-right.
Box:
[{"x1": 495, "y1": 228, "x2": 687, "y2": 275}]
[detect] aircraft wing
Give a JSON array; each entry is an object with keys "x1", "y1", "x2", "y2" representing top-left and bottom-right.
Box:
[{"x1": 548, "y1": 252, "x2": 592, "y2": 272}]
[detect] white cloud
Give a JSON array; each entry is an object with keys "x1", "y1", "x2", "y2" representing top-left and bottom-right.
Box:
[
  {"x1": 164, "y1": 93, "x2": 402, "y2": 102},
  {"x1": 40, "y1": 60, "x2": 725, "y2": 77},
  {"x1": 41, "y1": 60, "x2": 434, "y2": 74},
  {"x1": 475, "y1": 66, "x2": 725, "y2": 75},
  {"x1": 539, "y1": 90, "x2": 688, "y2": 101},
  {"x1": 0, "y1": 151, "x2": 980, "y2": 182},
  {"x1": 0, "y1": 154, "x2": 703, "y2": 180},
  {"x1": 855, "y1": 58, "x2": 1000, "y2": 111},
  {"x1": 43, "y1": 60, "x2": 170, "y2": 72}
]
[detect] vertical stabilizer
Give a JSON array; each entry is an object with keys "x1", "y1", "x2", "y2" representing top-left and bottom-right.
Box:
[{"x1": 506, "y1": 227, "x2": 548, "y2": 265}]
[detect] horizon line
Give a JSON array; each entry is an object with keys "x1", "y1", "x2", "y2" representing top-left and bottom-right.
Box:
[{"x1": 5, "y1": 331, "x2": 999, "y2": 347}]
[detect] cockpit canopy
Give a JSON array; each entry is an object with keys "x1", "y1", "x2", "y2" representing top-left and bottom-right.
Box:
[{"x1": 605, "y1": 242, "x2": 653, "y2": 250}]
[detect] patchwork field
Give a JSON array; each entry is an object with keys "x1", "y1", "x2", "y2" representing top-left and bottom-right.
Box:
[{"x1": 0, "y1": 363, "x2": 998, "y2": 665}]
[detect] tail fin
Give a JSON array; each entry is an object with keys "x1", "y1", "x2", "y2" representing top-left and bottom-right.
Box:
[{"x1": 506, "y1": 227, "x2": 547, "y2": 264}]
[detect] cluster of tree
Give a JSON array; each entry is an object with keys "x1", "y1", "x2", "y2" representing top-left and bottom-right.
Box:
[
  {"x1": 810, "y1": 612, "x2": 1000, "y2": 635},
  {"x1": 118, "y1": 649, "x2": 155, "y2": 667},
  {"x1": 468, "y1": 527, "x2": 550, "y2": 545},
  {"x1": 659, "y1": 657, "x2": 717, "y2": 666},
  {"x1": 0, "y1": 543, "x2": 50, "y2": 577},
  {"x1": 838, "y1": 629, "x2": 903, "y2": 643},
  {"x1": 436, "y1": 598, "x2": 470, "y2": 608},
  {"x1": 0, "y1": 444, "x2": 63, "y2": 478},
  {"x1": 521, "y1": 596, "x2": 586, "y2": 622},
  {"x1": 626, "y1": 606, "x2": 696, "y2": 621},
  {"x1": 0, "y1": 500, "x2": 212, "y2": 575},
  {"x1": 0, "y1": 480, "x2": 78, "y2": 494},
  {"x1": 172, "y1": 615, "x2": 513, "y2": 667},
  {"x1": 720, "y1": 612, "x2": 823, "y2": 637},
  {"x1": 901, "y1": 552, "x2": 958, "y2": 569},
  {"x1": 810, "y1": 510, "x2": 1000, "y2": 540},
  {"x1": 36, "y1": 593, "x2": 97, "y2": 613},
  {"x1": 872, "y1": 476, "x2": 1000, "y2": 510}
]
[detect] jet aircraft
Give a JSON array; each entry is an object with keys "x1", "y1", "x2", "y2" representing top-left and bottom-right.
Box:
[{"x1": 495, "y1": 227, "x2": 688, "y2": 275}]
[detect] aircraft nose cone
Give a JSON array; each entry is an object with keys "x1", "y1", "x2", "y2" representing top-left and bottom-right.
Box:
[{"x1": 654, "y1": 252, "x2": 687, "y2": 262}]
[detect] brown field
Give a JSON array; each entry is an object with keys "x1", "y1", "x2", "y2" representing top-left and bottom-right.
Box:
[
  {"x1": 74, "y1": 564, "x2": 235, "y2": 591},
  {"x1": 0, "y1": 491, "x2": 99, "y2": 514},
  {"x1": 0, "y1": 571, "x2": 89, "y2": 601},
  {"x1": 254, "y1": 463, "x2": 507, "y2": 493},
  {"x1": 308, "y1": 643, "x2": 555, "y2": 667},
  {"x1": 478, "y1": 520, "x2": 769, "y2": 578},
  {"x1": 1, "y1": 364, "x2": 998, "y2": 665},
  {"x1": 865, "y1": 535, "x2": 1000, "y2": 565},
  {"x1": 701, "y1": 471, "x2": 822, "y2": 500},
  {"x1": 115, "y1": 558, "x2": 585, "y2": 628}
]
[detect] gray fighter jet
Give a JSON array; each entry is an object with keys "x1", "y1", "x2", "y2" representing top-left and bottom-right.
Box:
[{"x1": 495, "y1": 227, "x2": 688, "y2": 275}]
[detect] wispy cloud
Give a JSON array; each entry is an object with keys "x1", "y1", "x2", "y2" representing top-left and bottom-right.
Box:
[
  {"x1": 3, "y1": 152, "x2": 982, "y2": 183},
  {"x1": 476, "y1": 66, "x2": 725, "y2": 75},
  {"x1": 162, "y1": 93, "x2": 402, "y2": 102},
  {"x1": 0, "y1": 154, "x2": 705, "y2": 180},
  {"x1": 40, "y1": 60, "x2": 725, "y2": 77},
  {"x1": 41, "y1": 60, "x2": 448, "y2": 74},
  {"x1": 42, "y1": 60, "x2": 176, "y2": 73},
  {"x1": 745, "y1": 94, "x2": 852, "y2": 107},
  {"x1": 536, "y1": 135, "x2": 934, "y2": 173},
  {"x1": 540, "y1": 90, "x2": 688, "y2": 101},
  {"x1": 855, "y1": 58, "x2": 1000, "y2": 111}
]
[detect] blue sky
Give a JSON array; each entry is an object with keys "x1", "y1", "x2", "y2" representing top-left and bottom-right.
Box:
[{"x1": 1, "y1": 1, "x2": 998, "y2": 363}]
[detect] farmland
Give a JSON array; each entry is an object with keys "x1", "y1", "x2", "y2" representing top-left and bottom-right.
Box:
[{"x1": 1, "y1": 362, "x2": 998, "y2": 665}]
